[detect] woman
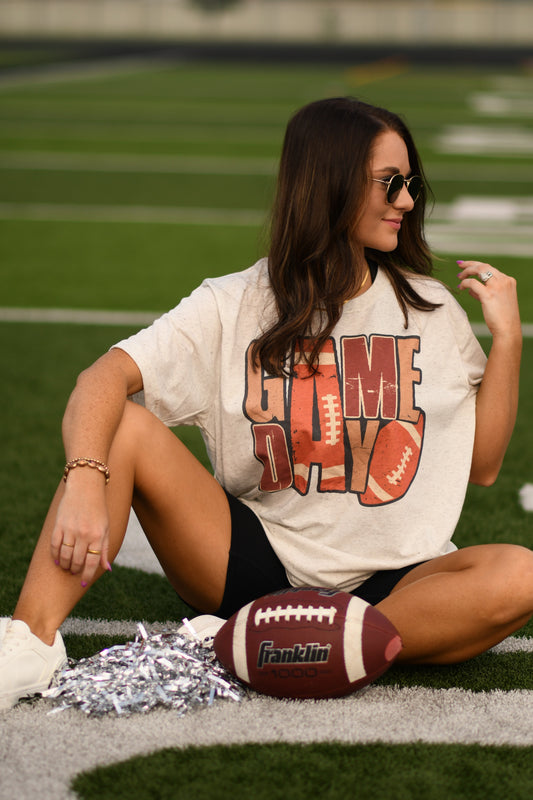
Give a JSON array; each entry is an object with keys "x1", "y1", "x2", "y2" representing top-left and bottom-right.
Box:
[{"x1": 1, "y1": 97, "x2": 532, "y2": 710}]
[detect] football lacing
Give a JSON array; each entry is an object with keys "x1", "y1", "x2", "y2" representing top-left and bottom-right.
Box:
[{"x1": 254, "y1": 604, "x2": 338, "y2": 627}]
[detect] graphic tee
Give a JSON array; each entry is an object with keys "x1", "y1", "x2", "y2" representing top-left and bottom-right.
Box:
[{"x1": 113, "y1": 259, "x2": 487, "y2": 592}]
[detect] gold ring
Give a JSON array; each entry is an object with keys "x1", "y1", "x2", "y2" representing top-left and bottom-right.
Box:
[
  {"x1": 87, "y1": 548, "x2": 101, "y2": 555},
  {"x1": 62, "y1": 542, "x2": 75, "y2": 548}
]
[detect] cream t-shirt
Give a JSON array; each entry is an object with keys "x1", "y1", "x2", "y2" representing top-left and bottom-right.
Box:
[{"x1": 114, "y1": 259, "x2": 486, "y2": 591}]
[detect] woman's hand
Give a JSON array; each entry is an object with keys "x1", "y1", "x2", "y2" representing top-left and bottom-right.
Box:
[
  {"x1": 457, "y1": 260, "x2": 521, "y2": 339},
  {"x1": 50, "y1": 469, "x2": 111, "y2": 587},
  {"x1": 457, "y1": 260, "x2": 522, "y2": 486},
  {"x1": 50, "y1": 348, "x2": 142, "y2": 585}
]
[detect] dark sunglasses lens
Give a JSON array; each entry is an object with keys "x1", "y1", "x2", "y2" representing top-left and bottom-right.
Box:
[
  {"x1": 386, "y1": 174, "x2": 405, "y2": 203},
  {"x1": 387, "y1": 175, "x2": 422, "y2": 203},
  {"x1": 408, "y1": 176, "x2": 423, "y2": 201}
]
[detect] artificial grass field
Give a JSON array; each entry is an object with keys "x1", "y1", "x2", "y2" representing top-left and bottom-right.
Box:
[{"x1": 1, "y1": 47, "x2": 533, "y2": 799}]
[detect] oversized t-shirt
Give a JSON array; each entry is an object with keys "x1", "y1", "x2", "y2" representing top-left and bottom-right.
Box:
[{"x1": 113, "y1": 258, "x2": 487, "y2": 592}]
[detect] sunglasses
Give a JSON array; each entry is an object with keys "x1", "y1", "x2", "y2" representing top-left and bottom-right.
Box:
[{"x1": 371, "y1": 174, "x2": 423, "y2": 204}]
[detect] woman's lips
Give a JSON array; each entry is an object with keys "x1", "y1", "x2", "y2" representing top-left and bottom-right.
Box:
[{"x1": 384, "y1": 218, "x2": 402, "y2": 231}]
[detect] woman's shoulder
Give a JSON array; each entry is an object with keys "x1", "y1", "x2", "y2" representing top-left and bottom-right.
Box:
[
  {"x1": 201, "y1": 258, "x2": 270, "y2": 297},
  {"x1": 401, "y1": 268, "x2": 456, "y2": 303},
  {"x1": 398, "y1": 268, "x2": 479, "y2": 341}
]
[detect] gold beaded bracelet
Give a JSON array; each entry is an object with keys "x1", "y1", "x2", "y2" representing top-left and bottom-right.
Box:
[{"x1": 63, "y1": 458, "x2": 110, "y2": 485}]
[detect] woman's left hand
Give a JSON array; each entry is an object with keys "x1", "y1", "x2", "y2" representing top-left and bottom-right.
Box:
[
  {"x1": 457, "y1": 260, "x2": 522, "y2": 486},
  {"x1": 457, "y1": 261, "x2": 521, "y2": 339}
]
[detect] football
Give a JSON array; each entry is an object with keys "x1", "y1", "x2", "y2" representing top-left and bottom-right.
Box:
[
  {"x1": 213, "y1": 587, "x2": 402, "y2": 699},
  {"x1": 360, "y1": 413, "x2": 425, "y2": 506}
]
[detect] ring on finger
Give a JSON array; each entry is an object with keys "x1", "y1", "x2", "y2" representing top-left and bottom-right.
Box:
[
  {"x1": 62, "y1": 542, "x2": 75, "y2": 548},
  {"x1": 87, "y1": 548, "x2": 101, "y2": 555},
  {"x1": 479, "y1": 270, "x2": 493, "y2": 283}
]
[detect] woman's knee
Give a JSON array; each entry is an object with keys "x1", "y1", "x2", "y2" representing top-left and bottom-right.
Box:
[
  {"x1": 112, "y1": 401, "x2": 165, "y2": 457},
  {"x1": 480, "y1": 544, "x2": 533, "y2": 627}
]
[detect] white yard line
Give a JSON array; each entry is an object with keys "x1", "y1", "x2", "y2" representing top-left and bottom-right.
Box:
[
  {"x1": 1, "y1": 199, "x2": 532, "y2": 257},
  {"x1": 0, "y1": 56, "x2": 177, "y2": 90},
  {"x1": 58, "y1": 615, "x2": 533, "y2": 654},
  {"x1": 2, "y1": 685, "x2": 533, "y2": 800},
  {"x1": 436, "y1": 125, "x2": 533, "y2": 155},
  {"x1": 0, "y1": 307, "x2": 161, "y2": 326},
  {"x1": 0, "y1": 151, "x2": 277, "y2": 175},
  {"x1": 3, "y1": 308, "x2": 530, "y2": 336},
  {"x1": 0, "y1": 201, "x2": 265, "y2": 226},
  {"x1": 428, "y1": 228, "x2": 533, "y2": 258},
  {"x1": 5, "y1": 152, "x2": 533, "y2": 180}
]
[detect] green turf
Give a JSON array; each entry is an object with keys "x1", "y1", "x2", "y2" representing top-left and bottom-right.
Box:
[
  {"x1": 0, "y1": 168, "x2": 275, "y2": 208},
  {"x1": 72, "y1": 742, "x2": 533, "y2": 800},
  {"x1": 0, "y1": 220, "x2": 267, "y2": 310},
  {"x1": 379, "y1": 652, "x2": 533, "y2": 692}
]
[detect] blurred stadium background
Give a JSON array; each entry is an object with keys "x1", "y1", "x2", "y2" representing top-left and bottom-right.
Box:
[{"x1": 1, "y1": 0, "x2": 533, "y2": 48}]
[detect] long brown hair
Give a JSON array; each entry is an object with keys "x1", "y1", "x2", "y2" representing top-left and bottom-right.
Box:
[{"x1": 252, "y1": 97, "x2": 439, "y2": 377}]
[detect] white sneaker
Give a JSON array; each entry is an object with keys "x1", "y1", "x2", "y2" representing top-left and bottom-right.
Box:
[
  {"x1": 0, "y1": 616, "x2": 9, "y2": 643},
  {"x1": 0, "y1": 619, "x2": 67, "y2": 710},
  {"x1": 178, "y1": 615, "x2": 226, "y2": 642}
]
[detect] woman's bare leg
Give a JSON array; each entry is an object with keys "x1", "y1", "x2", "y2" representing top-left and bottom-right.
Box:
[
  {"x1": 12, "y1": 402, "x2": 231, "y2": 645},
  {"x1": 377, "y1": 544, "x2": 533, "y2": 664}
]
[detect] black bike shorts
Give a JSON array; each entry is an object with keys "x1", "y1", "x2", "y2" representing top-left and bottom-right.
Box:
[{"x1": 215, "y1": 491, "x2": 425, "y2": 619}]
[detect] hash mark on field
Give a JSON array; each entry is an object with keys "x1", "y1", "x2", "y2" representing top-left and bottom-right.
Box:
[{"x1": 519, "y1": 484, "x2": 533, "y2": 512}]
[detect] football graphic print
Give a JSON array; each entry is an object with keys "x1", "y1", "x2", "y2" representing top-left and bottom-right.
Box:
[
  {"x1": 360, "y1": 413, "x2": 425, "y2": 506},
  {"x1": 214, "y1": 588, "x2": 402, "y2": 699}
]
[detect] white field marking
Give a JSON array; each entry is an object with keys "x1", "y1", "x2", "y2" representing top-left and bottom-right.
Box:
[
  {"x1": 491, "y1": 635, "x2": 533, "y2": 654},
  {"x1": 428, "y1": 230, "x2": 533, "y2": 258},
  {"x1": 0, "y1": 56, "x2": 181, "y2": 90},
  {"x1": 519, "y1": 484, "x2": 533, "y2": 512},
  {"x1": 4, "y1": 152, "x2": 532, "y2": 182},
  {"x1": 0, "y1": 202, "x2": 264, "y2": 226},
  {"x1": 433, "y1": 197, "x2": 533, "y2": 223},
  {"x1": 425, "y1": 163, "x2": 533, "y2": 182},
  {"x1": 2, "y1": 194, "x2": 533, "y2": 256},
  {"x1": 469, "y1": 92, "x2": 533, "y2": 117},
  {"x1": 435, "y1": 125, "x2": 533, "y2": 155},
  {"x1": 114, "y1": 508, "x2": 165, "y2": 575},
  {"x1": 4, "y1": 153, "x2": 532, "y2": 182},
  {"x1": 0, "y1": 151, "x2": 277, "y2": 175},
  {"x1": 0, "y1": 306, "x2": 161, "y2": 326},
  {"x1": 3, "y1": 614, "x2": 532, "y2": 654},
  {"x1": 1, "y1": 311, "x2": 532, "y2": 340},
  {"x1": 3, "y1": 687, "x2": 533, "y2": 800},
  {"x1": 59, "y1": 618, "x2": 162, "y2": 638},
  {"x1": 428, "y1": 196, "x2": 533, "y2": 257}
]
